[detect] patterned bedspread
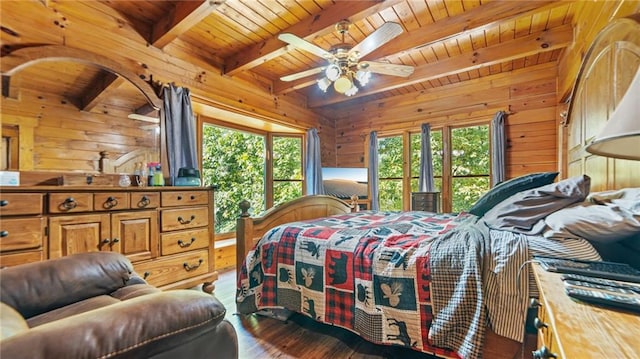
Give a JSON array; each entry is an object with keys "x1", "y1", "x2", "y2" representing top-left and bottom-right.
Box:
[{"x1": 236, "y1": 211, "x2": 528, "y2": 359}]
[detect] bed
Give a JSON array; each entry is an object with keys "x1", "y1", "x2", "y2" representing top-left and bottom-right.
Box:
[
  {"x1": 235, "y1": 172, "x2": 637, "y2": 359},
  {"x1": 235, "y1": 15, "x2": 640, "y2": 359}
]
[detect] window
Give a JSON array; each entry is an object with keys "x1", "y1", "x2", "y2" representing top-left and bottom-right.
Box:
[
  {"x1": 201, "y1": 123, "x2": 304, "y2": 235},
  {"x1": 378, "y1": 135, "x2": 403, "y2": 211},
  {"x1": 272, "y1": 135, "x2": 303, "y2": 206},
  {"x1": 450, "y1": 125, "x2": 490, "y2": 212},
  {"x1": 375, "y1": 123, "x2": 490, "y2": 212}
]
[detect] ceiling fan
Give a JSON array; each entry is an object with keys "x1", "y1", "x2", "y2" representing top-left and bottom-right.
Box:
[{"x1": 278, "y1": 20, "x2": 415, "y2": 96}]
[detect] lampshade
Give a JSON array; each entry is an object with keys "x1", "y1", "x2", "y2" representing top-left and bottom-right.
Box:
[
  {"x1": 586, "y1": 67, "x2": 640, "y2": 160},
  {"x1": 333, "y1": 75, "x2": 352, "y2": 93}
]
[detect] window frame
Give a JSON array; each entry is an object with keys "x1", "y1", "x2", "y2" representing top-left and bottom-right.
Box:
[{"x1": 198, "y1": 115, "x2": 305, "y2": 239}]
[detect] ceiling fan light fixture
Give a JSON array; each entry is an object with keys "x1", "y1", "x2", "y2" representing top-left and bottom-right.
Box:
[
  {"x1": 344, "y1": 84, "x2": 359, "y2": 97},
  {"x1": 355, "y1": 70, "x2": 371, "y2": 86},
  {"x1": 333, "y1": 75, "x2": 352, "y2": 94},
  {"x1": 325, "y1": 64, "x2": 342, "y2": 81},
  {"x1": 317, "y1": 77, "x2": 332, "y2": 92}
]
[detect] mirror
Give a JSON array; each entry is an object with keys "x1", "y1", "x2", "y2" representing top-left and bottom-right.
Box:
[{"x1": 1, "y1": 45, "x2": 161, "y2": 175}]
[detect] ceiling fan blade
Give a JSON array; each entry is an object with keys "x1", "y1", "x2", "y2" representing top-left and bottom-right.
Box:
[
  {"x1": 278, "y1": 33, "x2": 333, "y2": 60},
  {"x1": 280, "y1": 66, "x2": 326, "y2": 82},
  {"x1": 359, "y1": 61, "x2": 414, "y2": 77},
  {"x1": 349, "y1": 22, "x2": 403, "y2": 59}
]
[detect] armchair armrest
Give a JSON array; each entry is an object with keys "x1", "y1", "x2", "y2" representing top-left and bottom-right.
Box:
[
  {"x1": 1, "y1": 252, "x2": 139, "y2": 319},
  {"x1": 1, "y1": 290, "x2": 227, "y2": 359}
]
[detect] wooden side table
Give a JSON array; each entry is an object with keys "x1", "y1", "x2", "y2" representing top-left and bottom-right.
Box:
[{"x1": 532, "y1": 264, "x2": 640, "y2": 358}]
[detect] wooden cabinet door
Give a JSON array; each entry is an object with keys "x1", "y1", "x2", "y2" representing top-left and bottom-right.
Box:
[
  {"x1": 111, "y1": 210, "x2": 158, "y2": 263},
  {"x1": 48, "y1": 214, "x2": 110, "y2": 258}
]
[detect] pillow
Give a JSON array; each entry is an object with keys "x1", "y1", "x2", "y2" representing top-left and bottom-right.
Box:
[
  {"x1": 468, "y1": 172, "x2": 559, "y2": 216},
  {"x1": 482, "y1": 175, "x2": 591, "y2": 234},
  {"x1": 543, "y1": 201, "x2": 640, "y2": 242}
]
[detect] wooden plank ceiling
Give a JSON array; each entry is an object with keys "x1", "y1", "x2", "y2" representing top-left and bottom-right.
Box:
[{"x1": 1, "y1": 0, "x2": 577, "y2": 119}]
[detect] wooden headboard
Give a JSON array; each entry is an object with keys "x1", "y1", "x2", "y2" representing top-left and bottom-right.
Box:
[
  {"x1": 565, "y1": 14, "x2": 640, "y2": 268},
  {"x1": 566, "y1": 14, "x2": 640, "y2": 190}
]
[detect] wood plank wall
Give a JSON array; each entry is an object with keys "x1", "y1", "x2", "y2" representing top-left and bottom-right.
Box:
[
  {"x1": 2, "y1": 88, "x2": 158, "y2": 173},
  {"x1": 0, "y1": 0, "x2": 335, "y2": 172},
  {"x1": 333, "y1": 62, "x2": 559, "y2": 181}
]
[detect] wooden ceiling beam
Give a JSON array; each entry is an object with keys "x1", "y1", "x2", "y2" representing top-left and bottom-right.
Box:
[
  {"x1": 365, "y1": 0, "x2": 561, "y2": 61},
  {"x1": 222, "y1": 0, "x2": 405, "y2": 77},
  {"x1": 80, "y1": 71, "x2": 124, "y2": 111},
  {"x1": 151, "y1": 0, "x2": 225, "y2": 49},
  {"x1": 307, "y1": 24, "x2": 574, "y2": 108},
  {"x1": 273, "y1": 0, "x2": 565, "y2": 95}
]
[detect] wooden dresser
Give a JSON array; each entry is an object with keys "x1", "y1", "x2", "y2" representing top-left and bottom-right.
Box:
[
  {"x1": 0, "y1": 186, "x2": 218, "y2": 292},
  {"x1": 532, "y1": 264, "x2": 640, "y2": 358},
  {"x1": 411, "y1": 192, "x2": 440, "y2": 212}
]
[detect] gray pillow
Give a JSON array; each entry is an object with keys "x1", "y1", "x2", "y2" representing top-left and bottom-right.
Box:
[
  {"x1": 483, "y1": 175, "x2": 591, "y2": 234},
  {"x1": 544, "y1": 188, "x2": 640, "y2": 242}
]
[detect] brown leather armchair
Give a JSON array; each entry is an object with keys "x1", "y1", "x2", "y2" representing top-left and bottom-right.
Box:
[{"x1": 0, "y1": 252, "x2": 238, "y2": 359}]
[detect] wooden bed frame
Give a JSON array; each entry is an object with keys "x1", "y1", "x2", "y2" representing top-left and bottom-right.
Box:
[{"x1": 235, "y1": 195, "x2": 521, "y2": 358}]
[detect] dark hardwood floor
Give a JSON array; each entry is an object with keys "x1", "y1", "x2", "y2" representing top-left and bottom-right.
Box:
[{"x1": 212, "y1": 268, "x2": 535, "y2": 359}]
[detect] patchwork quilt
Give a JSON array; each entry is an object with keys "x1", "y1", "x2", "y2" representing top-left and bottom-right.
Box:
[{"x1": 237, "y1": 211, "x2": 525, "y2": 359}]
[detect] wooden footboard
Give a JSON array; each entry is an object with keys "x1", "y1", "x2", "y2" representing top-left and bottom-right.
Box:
[{"x1": 236, "y1": 195, "x2": 355, "y2": 275}]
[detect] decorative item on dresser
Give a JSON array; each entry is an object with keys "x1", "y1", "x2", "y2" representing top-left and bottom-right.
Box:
[
  {"x1": 0, "y1": 186, "x2": 218, "y2": 293},
  {"x1": 411, "y1": 191, "x2": 440, "y2": 212},
  {"x1": 531, "y1": 264, "x2": 640, "y2": 358}
]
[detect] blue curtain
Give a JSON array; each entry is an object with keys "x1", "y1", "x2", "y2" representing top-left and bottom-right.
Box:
[
  {"x1": 418, "y1": 123, "x2": 435, "y2": 192},
  {"x1": 368, "y1": 131, "x2": 379, "y2": 210},
  {"x1": 491, "y1": 111, "x2": 507, "y2": 186},
  {"x1": 305, "y1": 128, "x2": 324, "y2": 195},
  {"x1": 163, "y1": 83, "x2": 198, "y2": 185}
]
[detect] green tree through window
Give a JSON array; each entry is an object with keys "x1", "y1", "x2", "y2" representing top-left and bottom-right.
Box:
[{"x1": 202, "y1": 125, "x2": 265, "y2": 234}]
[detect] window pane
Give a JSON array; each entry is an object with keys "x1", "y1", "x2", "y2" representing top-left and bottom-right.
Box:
[
  {"x1": 379, "y1": 179, "x2": 402, "y2": 211},
  {"x1": 452, "y1": 177, "x2": 489, "y2": 212},
  {"x1": 274, "y1": 181, "x2": 302, "y2": 206},
  {"x1": 273, "y1": 136, "x2": 302, "y2": 180},
  {"x1": 378, "y1": 136, "x2": 403, "y2": 178},
  {"x1": 410, "y1": 178, "x2": 442, "y2": 193},
  {"x1": 202, "y1": 124, "x2": 265, "y2": 234},
  {"x1": 451, "y1": 125, "x2": 489, "y2": 176}
]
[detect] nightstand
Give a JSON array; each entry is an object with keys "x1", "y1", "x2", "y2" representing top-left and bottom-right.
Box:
[
  {"x1": 411, "y1": 192, "x2": 439, "y2": 212},
  {"x1": 532, "y1": 263, "x2": 640, "y2": 358}
]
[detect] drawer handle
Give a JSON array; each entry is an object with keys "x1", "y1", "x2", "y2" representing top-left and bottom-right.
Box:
[
  {"x1": 0, "y1": 200, "x2": 8, "y2": 207},
  {"x1": 138, "y1": 195, "x2": 150, "y2": 208},
  {"x1": 178, "y1": 215, "x2": 196, "y2": 224},
  {"x1": 111, "y1": 238, "x2": 120, "y2": 244},
  {"x1": 190, "y1": 195, "x2": 196, "y2": 200},
  {"x1": 178, "y1": 237, "x2": 196, "y2": 248},
  {"x1": 143, "y1": 271, "x2": 151, "y2": 279},
  {"x1": 0, "y1": 230, "x2": 8, "y2": 238},
  {"x1": 532, "y1": 345, "x2": 557, "y2": 359},
  {"x1": 102, "y1": 238, "x2": 111, "y2": 245},
  {"x1": 104, "y1": 196, "x2": 118, "y2": 209},
  {"x1": 183, "y1": 259, "x2": 204, "y2": 271},
  {"x1": 533, "y1": 317, "x2": 548, "y2": 330},
  {"x1": 61, "y1": 197, "x2": 77, "y2": 210},
  {"x1": 177, "y1": 195, "x2": 183, "y2": 200}
]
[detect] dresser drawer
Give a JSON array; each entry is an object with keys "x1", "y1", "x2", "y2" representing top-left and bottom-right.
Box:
[
  {"x1": 49, "y1": 193, "x2": 93, "y2": 213},
  {"x1": 0, "y1": 217, "x2": 45, "y2": 252},
  {"x1": 161, "y1": 191, "x2": 208, "y2": 207},
  {"x1": 94, "y1": 192, "x2": 130, "y2": 211},
  {"x1": 0, "y1": 251, "x2": 44, "y2": 268},
  {"x1": 131, "y1": 192, "x2": 160, "y2": 209},
  {"x1": 134, "y1": 249, "x2": 209, "y2": 287},
  {"x1": 0, "y1": 193, "x2": 44, "y2": 215},
  {"x1": 161, "y1": 228, "x2": 210, "y2": 256},
  {"x1": 161, "y1": 206, "x2": 209, "y2": 232}
]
